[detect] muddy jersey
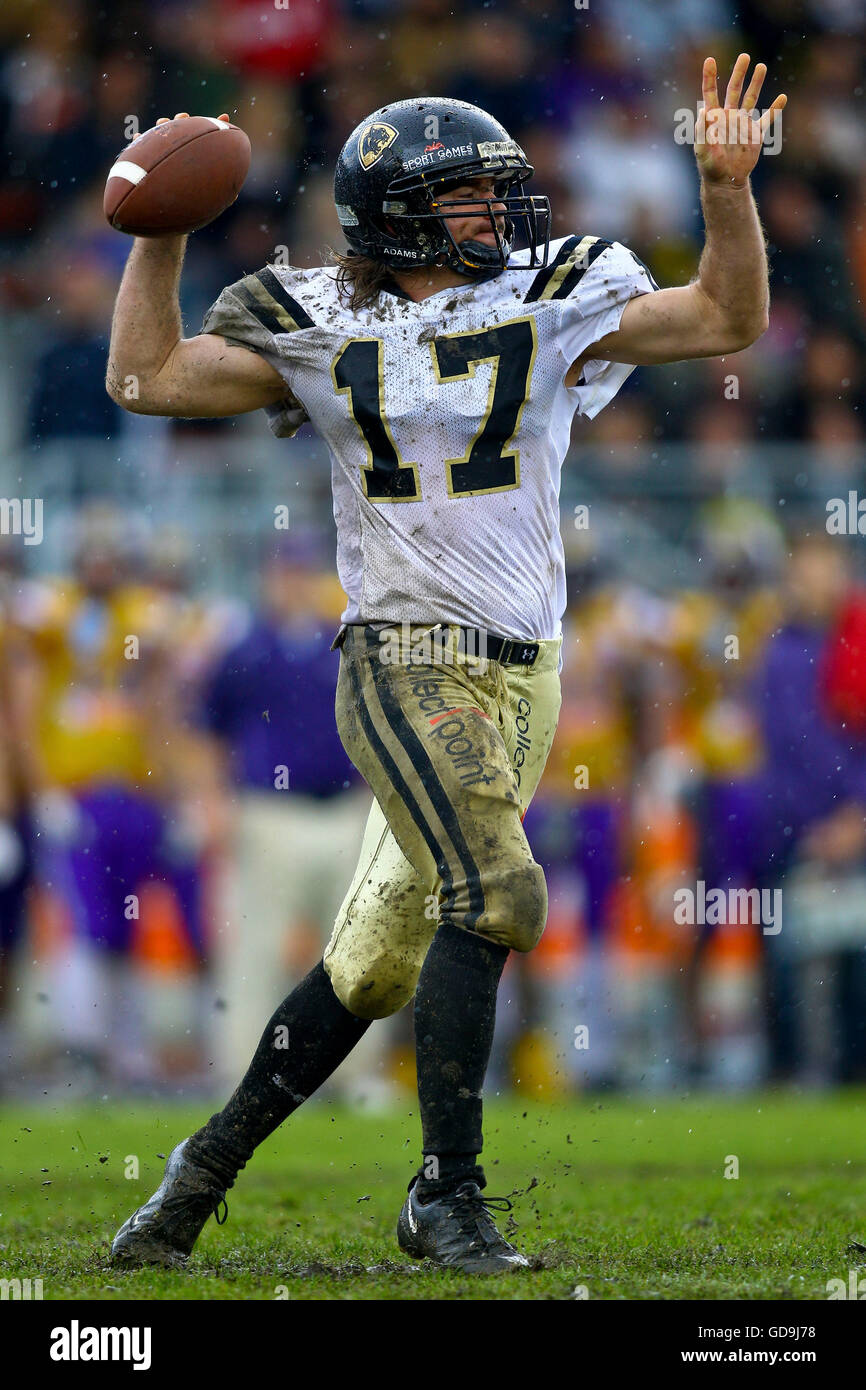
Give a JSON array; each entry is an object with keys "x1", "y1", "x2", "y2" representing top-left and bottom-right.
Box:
[{"x1": 202, "y1": 235, "x2": 657, "y2": 642}]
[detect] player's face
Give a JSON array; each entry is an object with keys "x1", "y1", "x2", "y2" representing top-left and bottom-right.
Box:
[{"x1": 435, "y1": 177, "x2": 507, "y2": 248}]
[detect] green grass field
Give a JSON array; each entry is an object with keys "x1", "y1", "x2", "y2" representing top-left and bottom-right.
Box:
[{"x1": 1, "y1": 1090, "x2": 864, "y2": 1301}]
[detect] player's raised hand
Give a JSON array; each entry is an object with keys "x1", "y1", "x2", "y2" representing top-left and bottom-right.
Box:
[{"x1": 695, "y1": 54, "x2": 787, "y2": 187}]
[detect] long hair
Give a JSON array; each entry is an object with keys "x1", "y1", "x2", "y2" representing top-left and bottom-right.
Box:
[{"x1": 325, "y1": 246, "x2": 395, "y2": 311}]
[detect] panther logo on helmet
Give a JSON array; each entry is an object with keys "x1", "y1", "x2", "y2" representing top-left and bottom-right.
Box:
[{"x1": 358, "y1": 123, "x2": 399, "y2": 171}]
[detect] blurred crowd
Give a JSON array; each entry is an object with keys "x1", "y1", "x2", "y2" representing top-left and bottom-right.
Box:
[
  {"x1": 3, "y1": 503, "x2": 866, "y2": 1098},
  {"x1": 2, "y1": 0, "x2": 865, "y2": 458},
  {"x1": 1, "y1": 0, "x2": 866, "y2": 1097}
]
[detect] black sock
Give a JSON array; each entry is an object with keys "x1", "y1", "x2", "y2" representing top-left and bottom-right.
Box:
[
  {"x1": 187, "y1": 960, "x2": 370, "y2": 1187},
  {"x1": 416, "y1": 1152, "x2": 486, "y2": 1202},
  {"x1": 413, "y1": 920, "x2": 508, "y2": 1197}
]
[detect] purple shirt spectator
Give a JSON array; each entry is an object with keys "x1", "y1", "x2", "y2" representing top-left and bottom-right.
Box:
[
  {"x1": 200, "y1": 617, "x2": 360, "y2": 799},
  {"x1": 752, "y1": 621, "x2": 866, "y2": 871}
]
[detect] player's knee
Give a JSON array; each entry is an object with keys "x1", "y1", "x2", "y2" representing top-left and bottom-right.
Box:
[
  {"x1": 325, "y1": 952, "x2": 417, "y2": 1020},
  {"x1": 476, "y1": 860, "x2": 548, "y2": 953}
]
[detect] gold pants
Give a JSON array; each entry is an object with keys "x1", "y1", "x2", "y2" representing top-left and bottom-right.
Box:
[{"x1": 325, "y1": 624, "x2": 562, "y2": 1018}]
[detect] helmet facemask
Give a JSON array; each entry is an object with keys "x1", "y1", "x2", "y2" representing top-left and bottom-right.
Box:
[{"x1": 378, "y1": 161, "x2": 550, "y2": 279}]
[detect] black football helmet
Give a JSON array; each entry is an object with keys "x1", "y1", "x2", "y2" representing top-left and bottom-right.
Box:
[{"x1": 333, "y1": 97, "x2": 550, "y2": 280}]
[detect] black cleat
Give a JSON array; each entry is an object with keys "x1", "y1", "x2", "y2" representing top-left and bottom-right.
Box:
[
  {"x1": 397, "y1": 1177, "x2": 529, "y2": 1275},
  {"x1": 110, "y1": 1139, "x2": 228, "y2": 1268}
]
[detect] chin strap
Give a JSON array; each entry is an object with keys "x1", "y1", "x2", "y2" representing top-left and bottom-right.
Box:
[{"x1": 448, "y1": 243, "x2": 508, "y2": 282}]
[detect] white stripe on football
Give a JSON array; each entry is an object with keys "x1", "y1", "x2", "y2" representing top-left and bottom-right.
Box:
[{"x1": 107, "y1": 160, "x2": 147, "y2": 185}]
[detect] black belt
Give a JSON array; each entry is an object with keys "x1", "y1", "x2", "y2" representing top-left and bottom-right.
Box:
[
  {"x1": 332, "y1": 623, "x2": 540, "y2": 666},
  {"x1": 473, "y1": 630, "x2": 540, "y2": 666}
]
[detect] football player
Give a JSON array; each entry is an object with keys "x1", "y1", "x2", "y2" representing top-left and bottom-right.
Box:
[{"x1": 106, "y1": 56, "x2": 785, "y2": 1273}]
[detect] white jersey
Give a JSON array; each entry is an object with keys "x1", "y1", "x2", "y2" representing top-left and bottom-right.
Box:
[{"x1": 201, "y1": 235, "x2": 657, "y2": 643}]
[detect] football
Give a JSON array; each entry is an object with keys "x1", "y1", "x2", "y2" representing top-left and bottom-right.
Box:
[{"x1": 103, "y1": 116, "x2": 251, "y2": 236}]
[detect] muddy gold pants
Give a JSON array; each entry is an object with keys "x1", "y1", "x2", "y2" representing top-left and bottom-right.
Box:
[{"x1": 325, "y1": 624, "x2": 562, "y2": 1019}]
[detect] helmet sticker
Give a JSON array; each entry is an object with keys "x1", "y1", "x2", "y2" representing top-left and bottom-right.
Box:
[
  {"x1": 400, "y1": 142, "x2": 475, "y2": 173},
  {"x1": 358, "y1": 122, "x2": 399, "y2": 170},
  {"x1": 477, "y1": 139, "x2": 524, "y2": 161},
  {"x1": 335, "y1": 202, "x2": 359, "y2": 225}
]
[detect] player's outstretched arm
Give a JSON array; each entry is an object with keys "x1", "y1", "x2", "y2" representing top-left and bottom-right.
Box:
[
  {"x1": 106, "y1": 234, "x2": 286, "y2": 416},
  {"x1": 106, "y1": 112, "x2": 286, "y2": 417},
  {"x1": 573, "y1": 55, "x2": 787, "y2": 371}
]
